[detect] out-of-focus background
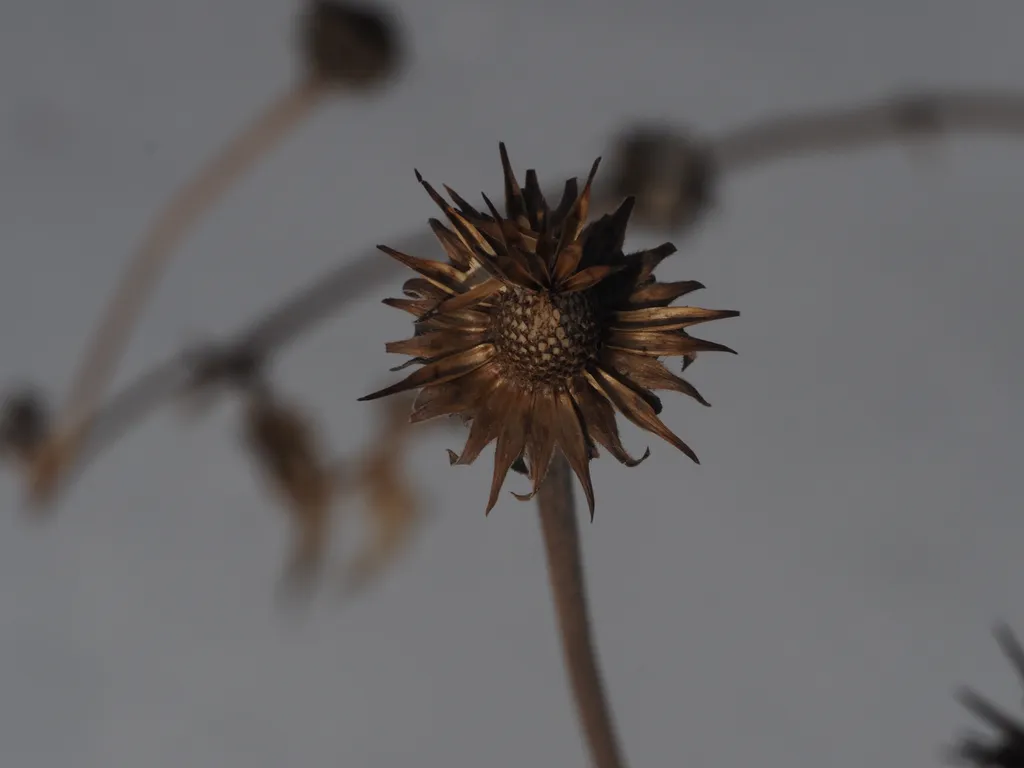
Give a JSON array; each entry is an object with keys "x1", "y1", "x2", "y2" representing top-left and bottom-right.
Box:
[{"x1": 2, "y1": 1, "x2": 1024, "y2": 766}]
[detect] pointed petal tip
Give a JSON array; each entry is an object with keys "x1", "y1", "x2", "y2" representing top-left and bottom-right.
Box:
[
  {"x1": 445, "y1": 448, "x2": 460, "y2": 465},
  {"x1": 414, "y1": 168, "x2": 424, "y2": 183}
]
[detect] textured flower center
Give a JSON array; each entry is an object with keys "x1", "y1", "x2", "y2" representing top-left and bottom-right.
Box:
[{"x1": 492, "y1": 286, "x2": 601, "y2": 387}]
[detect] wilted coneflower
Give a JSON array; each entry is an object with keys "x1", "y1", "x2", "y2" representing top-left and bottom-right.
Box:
[{"x1": 360, "y1": 144, "x2": 738, "y2": 515}]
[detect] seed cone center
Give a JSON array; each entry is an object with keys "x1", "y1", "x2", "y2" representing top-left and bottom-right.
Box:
[{"x1": 492, "y1": 286, "x2": 600, "y2": 387}]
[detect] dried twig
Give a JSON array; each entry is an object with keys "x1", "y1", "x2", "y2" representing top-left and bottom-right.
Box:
[{"x1": 29, "y1": 1, "x2": 402, "y2": 504}]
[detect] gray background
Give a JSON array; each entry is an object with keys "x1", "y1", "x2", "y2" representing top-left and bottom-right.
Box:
[{"x1": 2, "y1": 1, "x2": 1023, "y2": 766}]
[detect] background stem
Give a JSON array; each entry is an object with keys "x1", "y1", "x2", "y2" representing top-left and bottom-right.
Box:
[{"x1": 536, "y1": 452, "x2": 628, "y2": 768}]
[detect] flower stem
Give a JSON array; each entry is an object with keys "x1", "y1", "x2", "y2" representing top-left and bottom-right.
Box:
[
  {"x1": 43, "y1": 79, "x2": 326, "y2": 497},
  {"x1": 536, "y1": 452, "x2": 628, "y2": 768}
]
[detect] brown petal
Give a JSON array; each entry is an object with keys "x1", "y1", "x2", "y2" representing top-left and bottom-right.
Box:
[
  {"x1": 428, "y1": 218, "x2": 473, "y2": 270},
  {"x1": 385, "y1": 329, "x2": 490, "y2": 359},
  {"x1": 498, "y1": 142, "x2": 531, "y2": 229},
  {"x1": 628, "y1": 280, "x2": 705, "y2": 308},
  {"x1": 416, "y1": 171, "x2": 498, "y2": 258},
  {"x1": 418, "y1": 307, "x2": 492, "y2": 333},
  {"x1": 559, "y1": 264, "x2": 617, "y2": 293},
  {"x1": 606, "y1": 329, "x2": 737, "y2": 358},
  {"x1": 602, "y1": 349, "x2": 711, "y2": 406},
  {"x1": 555, "y1": 156, "x2": 601, "y2": 255},
  {"x1": 377, "y1": 245, "x2": 463, "y2": 293},
  {"x1": 523, "y1": 169, "x2": 549, "y2": 232},
  {"x1": 632, "y1": 243, "x2": 678, "y2": 284},
  {"x1": 402, "y1": 277, "x2": 449, "y2": 300},
  {"x1": 580, "y1": 196, "x2": 635, "y2": 260},
  {"x1": 552, "y1": 389, "x2": 596, "y2": 518},
  {"x1": 587, "y1": 366, "x2": 699, "y2": 464},
  {"x1": 382, "y1": 297, "x2": 435, "y2": 316},
  {"x1": 429, "y1": 278, "x2": 503, "y2": 316},
  {"x1": 551, "y1": 242, "x2": 584, "y2": 286},
  {"x1": 449, "y1": 377, "x2": 508, "y2": 465},
  {"x1": 571, "y1": 377, "x2": 650, "y2": 466},
  {"x1": 486, "y1": 393, "x2": 530, "y2": 514},
  {"x1": 443, "y1": 184, "x2": 484, "y2": 219},
  {"x1": 359, "y1": 344, "x2": 496, "y2": 402},
  {"x1": 612, "y1": 306, "x2": 741, "y2": 331},
  {"x1": 550, "y1": 178, "x2": 579, "y2": 232},
  {"x1": 511, "y1": 392, "x2": 557, "y2": 501},
  {"x1": 410, "y1": 365, "x2": 498, "y2": 423}
]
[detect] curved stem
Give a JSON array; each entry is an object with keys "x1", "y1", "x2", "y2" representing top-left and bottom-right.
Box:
[
  {"x1": 45, "y1": 78, "x2": 327, "y2": 487},
  {"x1": 536, "y1": 453, "x2": 627, "y2": 768}
]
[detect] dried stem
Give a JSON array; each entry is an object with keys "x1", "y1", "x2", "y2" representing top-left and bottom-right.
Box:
[
  {"x1": 44, "y1": 77, "x2": 327, "y2": 488},
  {"x1": 536, "y1": 452, "x2": 627, "y2": 768}
]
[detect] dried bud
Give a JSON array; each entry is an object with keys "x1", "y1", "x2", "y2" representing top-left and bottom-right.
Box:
[
  {"x1": 1, "y1": 387, "x2": 50, "y2": 463},
  {"x1": 609, "y1": 126, "x2": 716, "y2": 231},
  {"x1": 299, "y1": 1, "x2": 402, "y2": 89}
]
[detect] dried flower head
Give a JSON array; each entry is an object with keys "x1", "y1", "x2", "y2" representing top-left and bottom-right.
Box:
[
  {"x1": 300, "y1": 1, "x2": 401, "y2": 89},
  {"x1": 360, "y1": 145, "x2": 738, "y2": 516},
  {"x1": 611, "y1": 126, "x2": 716, "y2": 231}
]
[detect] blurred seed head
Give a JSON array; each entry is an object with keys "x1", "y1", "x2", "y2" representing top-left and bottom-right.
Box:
[
  {"x1": 299, "y1": 1, "x2": 403, "y2": 90},
  {"x1": 610, "y1": 125, "x2": 716, "y2": 232},
  {"x1": 1, "y1": 386, "x2": 50, "y2": 464}
]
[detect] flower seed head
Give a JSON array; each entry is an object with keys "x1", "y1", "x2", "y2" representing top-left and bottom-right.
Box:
[
  {"x1": 360, "y1": 144, "x2": 739, "y2": 516},
  {"x1": 299, "y1": 1, "x2": 402, "y2": 89},
  {"x1": 493, "y1": 287, "x2": 600, "y2": 388}
]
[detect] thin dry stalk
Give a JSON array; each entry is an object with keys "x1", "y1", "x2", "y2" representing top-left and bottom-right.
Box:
[
  {"x1": 537, "y1": 452, "x2": 627, "y2": 768},
  {"x1": 36, "y1": 79, "x2": 327, "y2": 497}
]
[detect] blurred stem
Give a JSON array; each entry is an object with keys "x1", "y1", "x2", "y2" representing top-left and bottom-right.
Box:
[
  {"x1": 51, "y1": 78, "x2": 326, "y2": 475},
  {"x1": 536, "y1": 453, "x2": 627, "y2": 768}
]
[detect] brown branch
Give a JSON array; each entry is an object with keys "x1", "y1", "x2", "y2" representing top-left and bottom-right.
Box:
[
  {"x1": 711, "y1": 88, "x2": 1024, "y2": 172},
  {"x1": 33, "y1": 79, "x2": 328, "y2": 501},
  {"x1": 536, "y1": 452, "x2": 628, "y2": 768}
]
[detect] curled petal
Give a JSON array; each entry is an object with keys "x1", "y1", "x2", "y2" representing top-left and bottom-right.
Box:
[
  {"x1": 410, "y1": 366, "x2": 498, "y2": 423},
  {"x1": 382, "y1": 297, "x2": 435, "y2": 316},
  {"x1": 551, "y1": 389, "x2": 596, "y2": 518},
  {"x1": 559, "y1": 264, "x2": 619, "y2": 294},
  {"x1": 607, "y1": 329, "x2": 737, "y2": 358},
  {"x1": 385, "y1": 329, "x2": 490, "y2": 359},
  {"x1": 571, "y1": 378, "x2": 650, "y2": 466},
  {"x1": 486, "y1": 394, "x2": 530, "y2": 514},
  {"x1": 360, "y1": 345, "x2": 496, "y2": 402},
  {"x1": 587, "y1": 366, "x2": 699, "y2": 464},
  {"x1": 511, "y1": 392, "x2": 557, "y2": 502},
  {"x1": 628, "y1": 280, "x2": 706, "y2": 308},
  {"x1": 603, "y1": 348, "x2": 711, "y2": 406},
  {"x1": 377, "y1": 246, "x2": 463, "y2": 293},
  {"x1": 428, "y1": 218, "x2": 474, "y2": 270},
  {"x1": 612, "y1": 306, "x2": 740, "y2": 331},
  {"x1": 498, "y1": 142, "x2": 530, "y2": 228},
  {"x1": 428, "y1": 278, "x2": 503, "y2": 316}
]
